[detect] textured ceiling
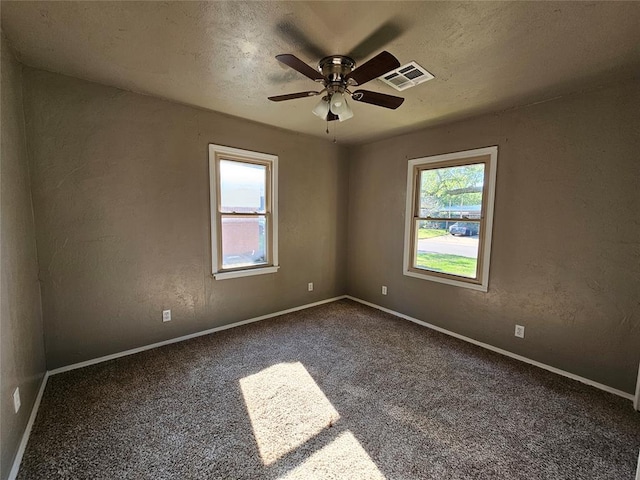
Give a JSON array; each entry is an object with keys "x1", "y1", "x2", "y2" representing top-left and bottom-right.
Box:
[{"x1": 2, "y1": 1, "x2": 640, "y2": 144}]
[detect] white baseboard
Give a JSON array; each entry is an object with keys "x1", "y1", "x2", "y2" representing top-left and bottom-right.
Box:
[
  {"x1": 8, "y1": 371, "x2": 49, "y2": 480},
  {"x1": 9, "y1": 294, "x2": 635, "y2": 479},
  {"x1": 635, "y1": 362, "x2": 640, "y2": 411},
  {"x1": 11, "y1": 296, "x2": 347, "y2": 477},
  {"x1": 49, "y1": 295, "x2": 348, "y2": 375},
  {"x1": 346, "y1": 295, "x2": 635, "y2": 402}
]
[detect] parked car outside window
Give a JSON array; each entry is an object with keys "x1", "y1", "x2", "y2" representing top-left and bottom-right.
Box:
[{"x1": 448, "y1": 222, "x2": 478, "y2": 236}]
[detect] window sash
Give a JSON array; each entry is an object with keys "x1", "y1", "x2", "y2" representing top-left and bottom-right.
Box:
[
  {"x1": 215, "y1": 157, "x2": 271, "y2": 273},
  {"x1": 409, "y1": 158, "x2": 489, "y2": 284},
  {"x1": 411, "y1": 218, "x2": 483, "y2": 281},
  {"x1": 403, "y1": 147, "x2": 497, "y2": 291},
  {"x1": 413, "y1": 156, "x2": 488, "y2": 219},
  {"x1": 218, "y1": 158, "x2": 270, "y2": 214},
  {"x1": 218, "y1": 213, "x2": 269, "y2": 271}
]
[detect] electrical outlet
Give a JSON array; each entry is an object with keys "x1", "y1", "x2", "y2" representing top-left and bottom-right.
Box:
[
  {"x1": 162, "y1": 309, "x2": 171, "y2": 322},
  {"x1": 515, "y1": 325, "x2": 525, "y2": 338},
  {"x1": 13, "y1": 387, "x2": 21, "y2": 413},
  {"x1": 381, "y1": 286, "x2": 388, "y2": 295},
  {"x1": 308, "y1": 282, "x2": 314, "y2": 292}
]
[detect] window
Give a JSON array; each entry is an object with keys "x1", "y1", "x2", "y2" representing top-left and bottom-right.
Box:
[
  {"x1": 403, "y1": 146, "x2": 497, "y2": 291},
  {"x1": 209, "y1": 144, "x2": 278, "y2": 280}
]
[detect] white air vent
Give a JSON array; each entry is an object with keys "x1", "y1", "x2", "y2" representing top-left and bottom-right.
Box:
[{"x1": 378, "y1": 62, "x2": 434, "y2": 91}]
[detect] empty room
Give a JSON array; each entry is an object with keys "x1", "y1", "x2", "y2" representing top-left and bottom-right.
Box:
[{"x1": 1, "y1": 1, "x2": 639, "y2": 479}]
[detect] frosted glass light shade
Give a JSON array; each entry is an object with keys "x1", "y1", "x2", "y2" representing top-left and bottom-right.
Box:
[
  {"x1": 330, "y1": 92, "x2": 353, "y2": 121},
  {"x1": 338, "y1": 99, "x2": 353, "y2": 122},
  {"x1": 330, "y1": 92, "x2": 347, "y2": 115},
  {"x1": 312, "y1": 98, "x2": 330, "y2": 118}
]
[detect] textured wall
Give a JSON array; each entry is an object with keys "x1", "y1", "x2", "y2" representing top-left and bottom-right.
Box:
[
  {"x1": 347, "y1": 79, "x2": 640, "y2": 393},
  {"x1": 15, "y1": 60, "x2": 639, "y2": 398},
  {"x1": 0, "y1": 37, "x2": 46, "y2": 479},
  {"x1": 22, "y1": 69, "x2": 348, "y2": 369}
]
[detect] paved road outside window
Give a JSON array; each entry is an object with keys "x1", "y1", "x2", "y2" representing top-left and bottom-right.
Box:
[{"x1": 417, "y1": 234, "x2": 479, "y2": 258}]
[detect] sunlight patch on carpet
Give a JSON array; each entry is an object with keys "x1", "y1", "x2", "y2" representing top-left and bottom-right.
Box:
[
  {"x1": 240, "y1": 362, "x2": 340, "y2": 465},
  {"x1": 278, "y1": 431, "x2": 386, "y2": 479}
]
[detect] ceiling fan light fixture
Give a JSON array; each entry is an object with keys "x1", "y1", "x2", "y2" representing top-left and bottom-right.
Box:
[
  {"x1": 312, "y1": 97, "x2": 330, "y2": 118},
  {"x1": 270, "y1": 51, "x2": 405, "y2": 128}
]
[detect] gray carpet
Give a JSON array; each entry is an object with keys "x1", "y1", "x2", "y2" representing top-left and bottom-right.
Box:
[{"x1": 18, "y1": 299, "x2": 640, "y2": 479}]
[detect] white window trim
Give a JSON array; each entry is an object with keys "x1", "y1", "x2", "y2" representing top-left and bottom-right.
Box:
[
  {"x1": 209, "y1": 144, "x2": 279, "y2": 280},
  {"x1": 403, "y1": 146, "x2": 498, "y2": 292}
]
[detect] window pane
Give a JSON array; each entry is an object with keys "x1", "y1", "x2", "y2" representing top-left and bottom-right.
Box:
[
  {"x1": 418, "y1": 163, "x2": 485, "y2": 219},
  {"x1": 414, "y1": 219, "x2": 480, "y2": 279},
  {"x1": 221, "y1": 216, "x2": 267, "y2": 269},
  {"x1": 219, "y1": 160, "x2": 266, "y2": 213}
]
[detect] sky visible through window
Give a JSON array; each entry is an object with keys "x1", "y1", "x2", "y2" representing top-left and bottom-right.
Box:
[{"x1": 220, "y1": 160, "x2": 266, "y2": 212}]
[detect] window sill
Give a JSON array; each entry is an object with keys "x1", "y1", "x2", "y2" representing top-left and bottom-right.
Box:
[
  {"x1": 214, "y1": 265, "x2": 279, "y2": 280},
  {"x1": 403, "y1": 269, "x2": 488, "y2": 292}
]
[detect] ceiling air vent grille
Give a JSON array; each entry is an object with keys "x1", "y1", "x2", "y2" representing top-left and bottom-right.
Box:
[{"x1": 378, "y1": 62, "x2": 434, "y2": 91}]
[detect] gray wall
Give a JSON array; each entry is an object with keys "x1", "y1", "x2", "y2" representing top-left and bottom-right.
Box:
[
  {"x1": 12, "y1": 60, "x2": 639, "y2": 399},
  {"x1": 22, "y1": 69, "x2": 348, "y2": 369},
  {"x1": 347, "y1": 79, "x2": 640, "y2": 394},
  {"x1": 0, "y1": 37, "x2": 46, "y2": 479}
]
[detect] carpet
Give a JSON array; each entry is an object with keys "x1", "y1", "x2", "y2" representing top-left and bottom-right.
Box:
[{"x1": 17, "y1": 299, "x2": 640, "y2": 479}]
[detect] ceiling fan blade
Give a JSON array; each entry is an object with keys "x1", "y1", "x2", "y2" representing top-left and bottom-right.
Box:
[
  {"x1": 327, "y1": 112, "x2": 339, "y2": 122},
  {"x1": 275, "y1": 54, "x2": 324, "y2": 82},
  {"x1": 276, "y1": 22, "x2": 328, "y2": 60},
  {"x1": 267, "y1": 70, "x2": 301, "y2": 85},
  {"x1": 346, "y1": 51, "x2": 400, "y2": 86},
  {"x1": 351, "y1": 90, "x2": 404, "y2": 109},
  {"x1": 268, "y1": 91, "x2": 321, "y2": 102},
  {"x1": 347, "y1": 20, "x2": 407, "y2": 60}
]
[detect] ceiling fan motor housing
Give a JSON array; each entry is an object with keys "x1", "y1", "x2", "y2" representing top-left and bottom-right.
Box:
[{"x1": 318, "y1": 55, "x2": 355, "y2": 93}]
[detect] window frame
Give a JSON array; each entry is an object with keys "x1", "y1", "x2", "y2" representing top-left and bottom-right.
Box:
[
  {"x1": 403, "y1": 146, "x2": 498, "y2": 292},
  {"x1": 209, "y1": 144, "x2": 279, "y2": 280}
]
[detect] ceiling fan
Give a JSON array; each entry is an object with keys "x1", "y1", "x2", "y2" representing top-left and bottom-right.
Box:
[{"x1": 268, "y1": 51, "x2": 405, "y2": 122}]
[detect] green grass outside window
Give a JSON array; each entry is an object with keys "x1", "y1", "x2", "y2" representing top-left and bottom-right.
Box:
[{"x1": 416, "y1": 252, "x2": 477, "y2": 278}]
